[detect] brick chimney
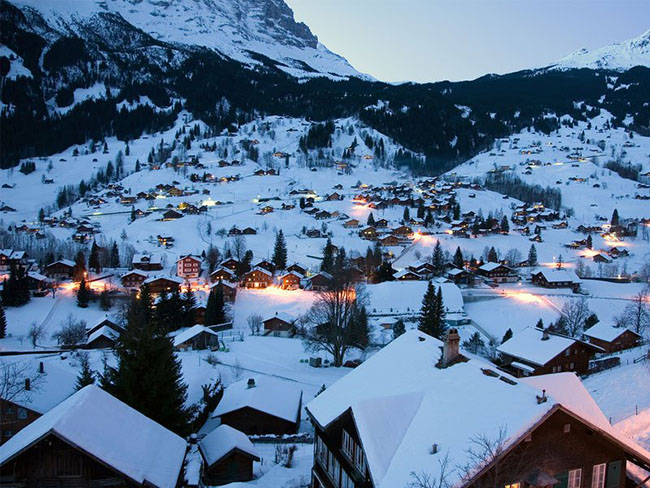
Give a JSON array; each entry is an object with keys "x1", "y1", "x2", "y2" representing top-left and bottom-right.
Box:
[
  {"x1": 247, "y1": 378, "x2": 256, "y2": 389},
  {"x1": 442, "y1": 328, "x2": 460, "y2": 368}
]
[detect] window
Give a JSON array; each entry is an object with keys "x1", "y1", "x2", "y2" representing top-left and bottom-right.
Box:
[
  {"x1": 568, "y1": 468, "x2": 582, "y2": 488},
  {"x1": 341, "y1": 470, "x2": 355, "y2": 488},
  {"x1": 505, "y1": 483, "x2": 521, "y2": 488},
  {"x1": 592, "y1": 464, "x2": 606, "y2": 488},
  {"x1": 17, "y1": 408, "x2": 27, "y2": 420},
  {"x1": 565, "y1": 349, "x2": 571, "y2": 356},
  {"x1": 563, "y1": 423, "x2": 571, "y2": 433},
  {"x1": 342, "y1": 430, "x2": 354, "y2": 460}
]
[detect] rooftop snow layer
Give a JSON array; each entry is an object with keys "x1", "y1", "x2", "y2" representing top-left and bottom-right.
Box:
[{"x1": 199, "y1": 424, "x2": 260, "y2": 466}]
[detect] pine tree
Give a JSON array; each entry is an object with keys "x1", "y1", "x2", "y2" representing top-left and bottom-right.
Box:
[
  {"x1": 350, "y1": 305, "x2": 370, "y2": 350},
  {"x1": 75, "y1": 353, "x2": 95, "y2": 390},
  {"x1": 527, "y1": 244, "x2": 538, "y2": 266},
  {"x1": 367, "y1": 212, "x2": 375, "y2": 226},
  {"x1": 102, "y1": 293, "x2": 190, "y2": 435},
  {"x1": 272, "y1": 230, "x2": 288, "y2": 270},
  {"x1": 500, "y1": 216, "x2": 509, "y2": 233},
  {"x1": 453, "y1": 247, "x2": 464, "y2": 269},
  {"x1": 0, "y1": 303, "x2": 7, "y2": 338},
  {"x1": 462, "y1": 331, "x2": 485, "y2": 354},
  {"x1": 584, "y1": 313, "x2": 599, "y2": 330},
  {"x1": 392, "y1": 319, "x2": 405, "y2": 339},
  {"x1": 89, "y1": 241, "x2": 101, "y2": 274},
  {"x1": 611, "y1": 208, "x2": 619, "y2": 226},
  {"x1": 205, "y1": 285, "x2": 226, "y2": 326},
  {"x1": 321, "y1": 238, "x2": 334, "y2": 273},
  {"x1": 432, "y1": 286, "x2": 447, "y2": 339},
  {"x1": 110, "y1": 242, "x2": 120, "y2": 268},
  {"x1": 501, "y1": 328, "x2": 513, "y2": 344},
  {"x1": 418, "y1": 281, "x2": 437, "y2": 336},
  {"x1": 432, "y1": 241, "x2": 445, "y2": 276},
  {"x1": 182, "y1": 286, "x2": 197, "y2": 328},
  {"x1": 135, "y1": 159, "x2": 141, "y2": 172},
  {"x1": 417, "y1": 203, "x2": 425, "y2": 219},
  {"x1": 73, "y1": 251, "x2": 86, "y2": 282},
  {"x1": 535, "y1": 318, "x2": 544, "y2": 329},
  {"x1": 77, "y1": 278, "x2": 90, "y2": 308},
  {"x1": 403, "y1": 207, "x2": 410, "y2": 223},
  {"x1": 586, "y1": 234, "x2": 593, "y2": 250},
  {"x1": 487, "y1": 247, "x2": 498, "y2": 263}
]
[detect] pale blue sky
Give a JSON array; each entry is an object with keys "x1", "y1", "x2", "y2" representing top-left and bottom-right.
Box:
[{"x1": 285, "y1": 0, "x2": 650, "y2": 82}]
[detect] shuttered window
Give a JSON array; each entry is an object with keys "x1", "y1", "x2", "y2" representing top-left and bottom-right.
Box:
[{"x1": 592, "y1": 464, "x2": 606, "y2": 488}]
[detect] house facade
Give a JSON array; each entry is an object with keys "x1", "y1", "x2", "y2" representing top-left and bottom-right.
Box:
[{"x1": 177, "y1": 255, "x2": 202, "y2": 279}]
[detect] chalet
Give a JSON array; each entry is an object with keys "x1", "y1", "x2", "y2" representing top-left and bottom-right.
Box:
[
  {"x1": 0, "y1": 358, "x2": 76, "y2": 445},
  {"x1": 210, "y1": 267, "x2": 236, "y2": 283},
  {"x1": 198, "y1": 425, "x2": 260, "y2": 486},
  {"x1": 306, "y1": 228, "x2": 324, "y2": 238},
  {"x1": 409, "y1": 262, "x2": 435, "y2": 279},
  {"x1": 43, "y1": 259, "x2": 75, "y2": 280},
  {"x1": 132, "y1": 253, "x2": 163, "y2": 271},
  {"x1": 240, "y1": 267, "x2": 273, "y2": 289},
  {"x1": 392, "y1": 225, "x2": 413, "y2": 238},
  {"x1": 359, "y1": 227, "x2": 378, "y2": 240},
  {"x1": 260, "y1": 205, "x2": 274, "y2": 215},
  {"x1": 241, "y1": 227, "x2": 257, "y2": 235},
  {"x1": 120, "y1": 269, "x2": 148, "y2": 289},
  {"x1": 394, "y1": 269, "x2": 421, "y2": 281},
  {"x1": 177, "y1": 254, "x2": 202, "y2": 279},
  {"x1": 325, "y1": 192, "x2": 343, "y2": 201},
  {"x1": 157, "y1": 235, "x2": 175, "y2": 247},
  {"x1": 143, "y1": 276, "x2": 182, "y2": 295},
  {"x1": 583, "y1": 324, "x2": 642, "y2": 354},
  {"x1": 220, "y1": 258, "x2": 240, "y2": 273},
  {"x1": 255, "y1": 260, "x2": 276, "y2": 274},
  {"x1": 608, "y1": 247, "x2": 629, "y2": 258},
  {"x1": 308, "y1": 271, "x2": 333, "y2": 291},
  {"x1": 592, "y1": 253, "x2": 613, "y2": 264},
  {"x1": 344, "y1": 219, "x2": 360, "y2": 228},
  {"x1": 172, "y1": 325, "x2": 219, "y2": 351},
  {"x1": 27, "y1": 272, "x2": 52, "y2": 294},
  {"x1": 378, "y1": 235, "x2": 400, "y2": 247},
  {"x1": 287, "y1": 263, "x2": 307, "y2": 276},
  {"x1": 477, "y1": 262, "x2": 518, "y2": 283},
  {"x1": 445, "y1": 267, "x2": 472, "y2": 285},
  {"x1": 279, "y1": 270, "x2": 303, "y2": 290},
  {"x1": 86, "y1": 325, "x2": 120, "y2": 349},
  {"x1": 228, "y1": 226, "x2": 242, "y2": 236},
  {"x1": 306, "y1": 330, "x2": 650, "y2": 488},
  {"x1": 498, "y1": 327, "x2": 603, "y2": 377},
  {"x1": 263, "y1": 312, "x2": 296, "y2": 337},
  {"x1": 531, "y1": 269, "x2": 581, "y2": 291},
  {"x1": 315, "y1": 210, "x2": 332, "y2": 220},
  {"x1": 210, "y1": 280, "x2": 237, "y2": 302},
  {"x1": 211, "y1": 377, "x2": 302, "y2": 435},
  {"x1": 0, "y1": 386, "x2": 186, "y2": 486},
  {"x1": 86, "y1": 317, "x2": 123, "y2": 339},
  {"x1": 162, "y1": 209, "x2": 183, "y2": 221}
]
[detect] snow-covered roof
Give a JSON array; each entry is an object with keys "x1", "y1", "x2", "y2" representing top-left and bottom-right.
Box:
[
  {"x1": 263, "y1": 312, "x2": 295, "y2": 324},
  {"x1": 177, "y1": 254, "x2": 202, "y2": 263},
  {"x1": 394, "y1": 269, "x2": 420, "y2": 279},
  {"x1": 27, "y1": 271, "x2": 51, "y2": 282},
  {"x1": 132, "y1": 253, "x2": 162, "y2": 264},
  {"x1": 497, "y1": 326, "x2": 592, "y2": 366},
  {"x1": 199, "y1": 424, "x2": 259, "y2": 467},
  {"x1": 280, "y1": 270, "x2": 304, "y2": 279},
  {"x1": 172, "y1": 325, "x2": 218, "y2": 347},
  {"x1": 143, "y1": 275, "x2": 183, "y2": 285},
  {"x1": 532, "y1": 268, "x2": 581, "y2": 284},
  {"x1": 86, "y1": 325, "x2": 119, "y2": 345},
  {"x1": 366, "y1": 281, "x2": 464, "y2": 314},
  {"x1": 479, "y1": 261, "x2": 509, "y2": 272},
  {"x1": 50, "y1": 259, "x2": 75, "y2": 267},
  {"x1": 121, "y1": 269, "x2": 149, "y2": 278},
  {"x1": 212, "y1": 376, "x2": 302, "y2": 424},
  {"x1": 583, "y1": 323, "x2": 640, "y2": 342},
  {"x1": 0, "y1": 385, "x2": 186, "y2": 488},
  {"x1": 306, "y1": 331, "x2": 650, "y2": 488}
]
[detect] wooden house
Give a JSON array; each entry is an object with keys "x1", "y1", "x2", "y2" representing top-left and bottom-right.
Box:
[
  {"x1": 308, "y1": 271, "x2": 333, "y2": 291},
  {"x1": 143, "y1": 276, "x2": 182, "y2": 295},
  {"x1": 120, "y1": 269, "x2": 148, "y2": 289},
  {"x1": 198, "y1": 425, "x2": 260, "y2": 486},
  {"x1": 220, "y1": 258, "x2": 240, "y2": 273},
  {"x1": 583, "y1": 324, "x2": 641, "y2": 354},
  {"x1": 210, "y1": 267, "x2": 236, "y2": 283},
  {"x1": 392, "y1": 225, "x2": 413, "y2": 238},
  {"x1": 344, "y1": 219, "x2": 360, "y2": 228},
  {"x1": 211, "y1": 377, "x2": 302, "y2": 435},
  {"x1": 287, "y1": 263, "x2": 307, "y2": 276},
  {"x1": 279, "y1": 270, "x2": 303, "y2": 290},
  {"x1": 531, "y1": 269, "x2": 581, "y2": 291},
  {"x1": 262, "y1": 312, "x2": 296, "y2": 337},
  {"x1": 359, "y1": 226, "x2": 378, "y2": 240},
  {"x1": 0, "y1": 386, "x2": 186, "y2": 486},
  {"x1": 477, "y1": 262, "x2": 518, "y2": 283},
  {"x1": 210, "y1": 280, "x2": 237, "y2": 302},
  {"x1": 325, "y1": 192, "x2": 343, "y2": 201},
  {"x1": 240, "y1": 267, "x2": 273, "y2": 289},
  {"x1": 498, "y1": 327, "x2": 603, "y2": 377},
  {"x1": 378, "y1": 235, "x2": 400, "y2": 247},
  {"x1": 394, "y1": 269, "x2": 421, "y2": 281},
  {"x1": 162, "y1": 209, "x2": 183, "y2": 220},
  {"x1": 157, "y1": 235, "x2": 175, "y2": 247},
  {"x1": 172, "y1": 325, "x2": 219, "y2": 351},
  {"x1": 43, "y1": 259, "x2": 74, "y2": 280},
  {"x1": 255, "y1": 260, "x2": 276, "y2": 274},
  {"x1": 132, "y1": 254, "x2": 163, "y2": 271}
]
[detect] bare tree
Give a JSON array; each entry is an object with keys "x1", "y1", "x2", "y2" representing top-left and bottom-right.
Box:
[
  {"x1": 0, "y1": 359, "x2": 44, "y2": 404},
  {"x1": 560, "y1": 297, "x2": 591, "y2": 337},
  {"x1": 52, "y1": 314, "x2": 87, "y2": 346},
  {"x1": 247, "y1": 313, "x2": 263, "y2": 336},
  {"x1": 232, "y1": 357, "x2": 244, "y2": 381},
  {"x1": 617, "y1": 286, "x2": 650, "y2": 338},
  {"x1": 302, "y1": 284, "x2": 368, "y2": 367},
  {"x1": 503, "y1": 248, "x2": 522, "y2": 267},
  {"x1": 231, "y1": 235, "x2": 247, "y2": 261},
  {"x1": 408, "y1": 452, "x2": 452, "y2": 488},
  {"x1": 27, "y1": 322, "x2": 46, "y2": 348}
]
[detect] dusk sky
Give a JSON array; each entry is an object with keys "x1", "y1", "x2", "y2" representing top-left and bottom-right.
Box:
[{"x1": 285, "y1": 0, "x2": 650, "y2": 83}]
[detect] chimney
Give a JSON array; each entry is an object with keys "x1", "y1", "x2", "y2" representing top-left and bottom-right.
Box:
[
  {"x1": 247, "y1": 378, "x2": 256, "y2": 389},
  {"x1": 442, "y1": 328, "x2": 460, "y2": 368},
  {"x1": 39, "y1": 362, "x2": 44, "y2": 374},
  {"x1": 542, "y1": 329, "x2": 550, "y2": 341},
  {"x1": 189, "y1": 433, "x2": 198, "y2": 445},
  {"x1": 536, "y1": 389, "x2": 547, "y2": 404},
  {"x1": 25, "y1": 378, "x2": 31, "y2": 391}
]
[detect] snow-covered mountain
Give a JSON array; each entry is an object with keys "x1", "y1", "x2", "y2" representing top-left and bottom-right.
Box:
[
  {"x1": 548, "y1": 29, "x2": 650, "y2": 71},
  {"x1": 9, "y1": 0, "x2": 368, "y2": 80}
]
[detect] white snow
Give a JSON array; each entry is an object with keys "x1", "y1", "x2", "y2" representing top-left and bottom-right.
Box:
[{"x1": 199, "y1": 424, "x2": 260, "y2": 466}]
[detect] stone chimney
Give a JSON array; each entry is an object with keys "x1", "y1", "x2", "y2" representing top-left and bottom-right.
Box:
[
  {"x1": 542, "y1": 329, "x2": 550, "y2": 341},
  {"x1": 25, "y1": 378, "x2": 31, "y2": 391},
  {"x1": 39, "y1": 361, "x2": 44, "y2": 374},
  {"x1": 247, "y1": 378, "x2": 256, "y2": 389},
  {"x1": 442, "y1": 328, "x2": 460, "y2": 368}
]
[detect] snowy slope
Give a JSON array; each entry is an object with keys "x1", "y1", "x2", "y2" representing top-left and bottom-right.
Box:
[
  {"x1": 549, "y1": 29, "x2": 650, "y2": 71},
  {"x1": 9, "y1": 0, "x2": 368, "y2": 80}
]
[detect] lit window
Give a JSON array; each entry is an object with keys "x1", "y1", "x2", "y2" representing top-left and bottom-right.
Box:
[
  {"x1": 592, "y1": 464, "x2": 606, "y2": 488},
  {"x1": 568, "y1": 468, "x2": 582, "y2": 488},
  {"x1": 505, "y1": 483, "x2": 521, "y2": 488}
]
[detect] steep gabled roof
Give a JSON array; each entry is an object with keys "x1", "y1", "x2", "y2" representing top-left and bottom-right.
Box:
[
  {"x1": 199, "y1": 424, "x2": 259, "y2": 467},
  {"x1": 583, "y1": 323, "x2": 641, "y2": 342},
  {"x1": 0, "y1": 386, "x2": 186, "y2": 488}
]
